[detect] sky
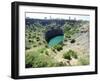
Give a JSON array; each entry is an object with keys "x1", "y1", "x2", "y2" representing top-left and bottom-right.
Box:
[{"x1": 26, "y1": 12, "x2": 90, "y2": 21}]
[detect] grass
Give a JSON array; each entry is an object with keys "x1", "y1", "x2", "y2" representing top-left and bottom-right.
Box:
[
  {"x1": 25, "y1": 48, "x2": 58, "y2": 68},
  {"x1": 78, "y1": 54, "x2": 89, "y2": 65}
]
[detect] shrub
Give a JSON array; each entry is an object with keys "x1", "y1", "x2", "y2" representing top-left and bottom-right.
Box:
[
  {"x1": 63, "y1": 51, "x2": 71, "y2": 60},
  {"x1": 52, "y1": 48, "x2": 56, "y2": 53},
  {"x1": 32, "y1": 35, "x2": 36, "y2": 38},
  {"x1": 63, "y1": 50, "x2": 78, "y2": 60},
  {"x1": 45, "y1": 50, "x2": 49, "y2": 56},
  {"x1": 53, "y1": 44, "x2": 63, "y2": 51},
  {"x1": 70, "y1": 39, "x2": 76, "y2": 43},
  {"x1": 25, "y1": 44, "x2": 31, "y2": 50},
  {"x1": 38, "y1": 42, "x2": 42, "y2": 45},
  {"x1": 64, "y1": 39, "x2": 67, "y2": 42},
  {"x1": 36, "y1": 37, "x2": 40, "y2": 40},
  {"x1": 33, "y1": 44, "x2": 37, "y2": 47},
  {"x1": 63, "y1": 50, "x2": 78, "y2": 66},
  {"x1": 25, "y1": 48, "x2": 56, "y2": 68},
  {"x1": 28, "y1": 33, "x2": 32, "y2": 38},
  {"x1": 38, "y1": 48, "x2": 46, "y2": 53},
  {"x1": 26, "y1": 64, "x2": 32, "y2": 68},
  {"x1": 45, "y1": 44, "x2": 48, "y2": 48},
  {"x1": 65, "y1": 35, "x2": 71, "y2": 38},
  {"x1": 25, "y1": 41, "x2": 32, "y2": 50},
  {"x1": 43, "y1": 40, "x2": 46, "y2": 43},
  {"x1": 36, "y1": 39, "x2": 40, "y2": 41},
  {"x1": 29, "y1": 39, "x2": 34, "y2": 43},
  {"x1": 56, "y1": 62, "x2": 66, "y2": 66}
]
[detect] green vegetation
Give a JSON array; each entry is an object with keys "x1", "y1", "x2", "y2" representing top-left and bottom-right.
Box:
[
  {"x1": 63, "y1": 50, "x2": 78, "y2": 65},
  {"x1": 25, "y1": 49, "x2": 56, "y2": 68},
  {"x1": 63, "y1": 50, "x2": 78, "y2": 60},
  {"x1": 25, "y1": 18, "x2": 90, "y2": 68},
  {"x1": 64, "y1": 22, "x2": 79, "y2": 40},
  {"x1": 53, "y1": 44, "x2": 63, "y2": 51},
  {"x1": 70, "y1": 39, "x2": 76, "y2": 43},
  {"x1": 55, "y1": 61, "x2": 66, "y2": 66},
  {"x1": 78, "y1": 54, "x2": 89, "y2": 65}
]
